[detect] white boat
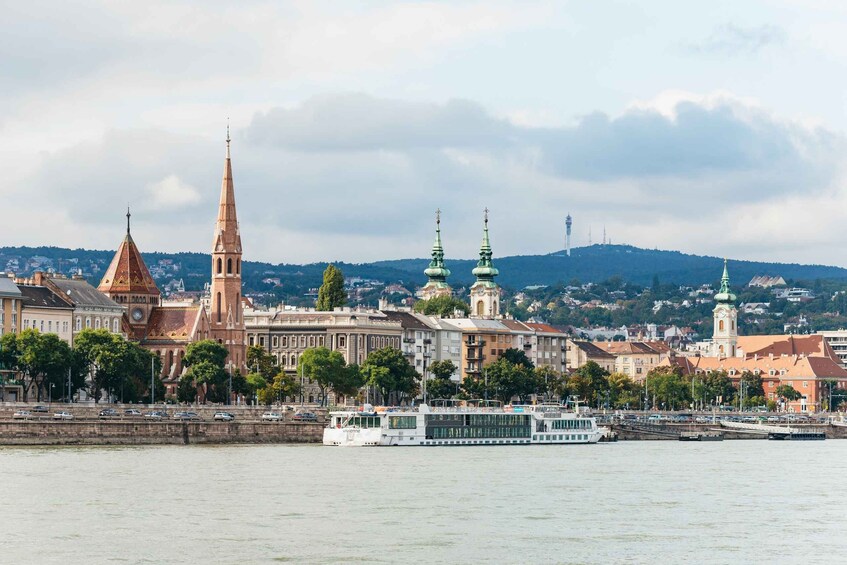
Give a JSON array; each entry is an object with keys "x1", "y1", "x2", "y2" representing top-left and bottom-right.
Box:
[{"x1": 323, "y1": 401, "x2": 603, "y2": 447}]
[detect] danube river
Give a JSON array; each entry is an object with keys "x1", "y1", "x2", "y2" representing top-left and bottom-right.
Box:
[{"x1": 2, "y1": 442, "x2": 845, "y2": 564}]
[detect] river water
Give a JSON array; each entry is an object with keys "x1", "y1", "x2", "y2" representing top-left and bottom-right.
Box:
[{"x1": 1, "y1": 441, "x2": 844, "y2": 564}]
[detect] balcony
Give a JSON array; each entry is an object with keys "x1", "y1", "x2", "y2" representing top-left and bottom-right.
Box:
[
  {"x1": 403, "y1": 338, "x2": 415, "y2": 344},
  {"x1": 465, "y1": 366, "x2": 481, "y2": 374}
]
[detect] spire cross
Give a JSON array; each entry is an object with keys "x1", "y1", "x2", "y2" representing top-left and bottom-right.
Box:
[
  {"x1": 226, "y1": 118, "x2": 231, "y2": 159},
  {"x1": 484, "y1": 207, "x2": 489, "y2": 224},
  {"x1": 436, "y1": 208, "x2": 441, "y2": 226},
  {"x1": 126, "y1": 206, "x2": 131, "y2": 235}
]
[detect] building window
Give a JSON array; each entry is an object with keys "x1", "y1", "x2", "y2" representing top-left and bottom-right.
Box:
[
  {"x1": 216, "y1": 292, "x2": 222, "y2": 323},
  {"x1": 719, "y1": 320, "x2": 724, "y2": 332},
  {"x1": 94, "y1": 318, "x2": 100, "y2": 330},
  {"x1": 249, "y1": 336, "x2": 255, "y2": 346},
  {"x1": 227, "y1": 258, "x2": 233, "y2": 274},
  {"x1": 282, "y1": 336, "x2": 288, "y2": 348},
  {"x1": 803, "y1": 381, "x2": 808, "y2": 388},
  {"x1": 339, "y1": 336, "x2": 346, "y2": 348},
  {"x1": 259, "y1": 336, "x2": 265, "y2": 347},
  {"x1": 85, "y1": 317, "x2": 91, "y2": 328},
  {"x1": 237, "y1": 259, "x2": 241, "y2": 275},
  {"x1": 272, "y1": 336, "x2": 278, "y2": 348},
  {"x1": 217, "y1": 258, "x2": 222, "y2": 274},
  {"x1": 300, "y1": 336, "x2": 306, "y2": 348},
  {"x1": 309, "y1": 336, "x2": 315, "y2": 347},
  {"x1": 113, "y1": 319, "x2": 119, "y2": 333}
]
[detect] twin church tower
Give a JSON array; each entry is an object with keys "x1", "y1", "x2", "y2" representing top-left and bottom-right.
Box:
[{"x1": 420, "y1": 208, "x2": 501, "y2": 319}]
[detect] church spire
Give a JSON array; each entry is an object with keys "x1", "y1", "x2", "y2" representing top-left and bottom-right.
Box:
[
  {"x1": 126, "y1": 207, "x2": 131, "y2": 236},
  {"x1": 472, "y1": 208, "x2": 498, "y2": 282},
  {"x1": 214, "y1": 124, "x2": 240, "y2": 250},
  {"x1": 423, "y1": 209, "x2": 451, "y2": 284},
  {"x1": 714, "y1": 259, "x2": 736, "y2": 303}
]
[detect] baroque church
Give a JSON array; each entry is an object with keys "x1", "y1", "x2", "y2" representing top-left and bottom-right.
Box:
[
  {"x1": 419, "y1": 208, "x2": 502, "y2": 319},
  {"x1": 98, "y1": 131, "x2": 246, "y2": 395}
]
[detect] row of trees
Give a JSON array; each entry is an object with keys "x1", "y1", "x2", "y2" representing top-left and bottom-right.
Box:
[{"x1": 0, "y1": 328, "x2": 163, "y2": 403}]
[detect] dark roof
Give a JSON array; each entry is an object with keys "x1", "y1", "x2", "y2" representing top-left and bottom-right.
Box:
[
  {"x1": 18, "y1": 285, "x2": 74, "y2": 310},
  {"x1": 50, "y1": 278, "x2": 122, "y2": 309},
  {"x1": 379, "y1": 310, "x2": 432, "y2": 331},
  {"x1": 0, "y1": 278, "x2": 22, "y2": 298},
  {"x1": 571, "y1": 340, "x2": 615, "y2": 358}
]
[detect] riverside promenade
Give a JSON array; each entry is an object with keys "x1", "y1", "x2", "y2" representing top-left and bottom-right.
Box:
[{"x1": 0, "y1": 404, "x2": 324, "y2": 446}]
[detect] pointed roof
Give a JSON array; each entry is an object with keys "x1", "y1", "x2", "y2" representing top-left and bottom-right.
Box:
[
  {"x1": 471, "y1": 208, "x2": 498, "y2": 283},
  {"x1": 423, "y1": 209, "x2": 451, "y2": 285},
  {"x1": 98, "y1": 209, "x2": 160, "y2": 295},
  {"x1": 714, "y1": 259, "x2": 736, "y2": 303},
  {"x1": 213, "y1": 126, "x2": 242, "y2": 253}
]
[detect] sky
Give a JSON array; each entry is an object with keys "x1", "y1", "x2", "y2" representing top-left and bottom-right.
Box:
[{"x1": 4, "y1": 0, "x2": 847, "y2": 267}]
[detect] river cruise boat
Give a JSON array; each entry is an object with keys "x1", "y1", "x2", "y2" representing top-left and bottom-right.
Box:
[{"x1": 323, "y1": 400, "x2": 604, "y2": 447}]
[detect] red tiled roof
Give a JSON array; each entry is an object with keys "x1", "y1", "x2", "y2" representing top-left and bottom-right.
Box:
[
  {"x1": 141, "y1": 306, "x2": 204, "y2": 344},
  {"x1": 98, "y1": 234, "x2": 160, "y2": 295}
]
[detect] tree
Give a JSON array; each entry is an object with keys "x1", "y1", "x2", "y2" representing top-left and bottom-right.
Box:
[
  {"x1": 776, "y1": 384, "x2": 802, "y2": 403},
  {"x1": 426, "y1": 360, "x2": 459, "y2": 400},
  {"x1": 644, "y1": 366, "x2": 690, "y2": 410},
  {"x1": 413, "y1": 295, "x2": 470, "y2": 317},
  {"x1": 177, "y1": 373, "x2": 197, "y2": 403},
  {"x1": 183, "y1": 340, "x2": 229, "y2": 368},
  {"x1": 607, "y1": 372, "x2": 640, "y2": 408},
  {"x1": 271, "y1": 371, "x2": 301, "y2": 404},
  {"x1": 316, "y1": 264, "x2": 347, "y2": 311},
  {"x1": 501, "y1": 348, "x2": 534, "y2": 369},
  {"x1": 568, "y1": 361, "x2": 609, "y2": 406},
  {"x1": 330, "y1": 364, "x2": 365, "y2": 404},
  {"x1": 246, "y1": 344, "x2": 277, "y2": 380},
  {"x1": 187, "y1": 361, "x2": 228, "y2": 403},
  {"x1": 482, "y1": 358, "x2": 537, "y2": 403},
  {"x1": 361, "y1": 347, "x2": 419, "y2": 405},
  {"x1": 245, "y1": 373, "x2": 268, "y2": 397},
  {"x1": 299, "y1": 347, "x2": 347, "y2": 406}
]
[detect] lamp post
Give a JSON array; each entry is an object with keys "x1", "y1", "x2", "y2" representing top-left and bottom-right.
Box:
[
  {"x1": 150, "y1": 357, "x2": 155, "y2": 406},
  {"x1": 227, "y1": 362, "x2": 232, "y2": 406}
]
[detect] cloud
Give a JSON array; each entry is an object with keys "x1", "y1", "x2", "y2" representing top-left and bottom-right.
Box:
[
  {"x1": 12, "y1": 91, "x2": 844, "y2": 267},
  {"x1": 686, "y1": 24, "x2": 788, "y2": 56},
  {"x1": 145, "y1": 175, "x2": 202, "y2": 210}
]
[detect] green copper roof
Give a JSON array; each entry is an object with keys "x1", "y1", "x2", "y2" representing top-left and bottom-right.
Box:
[
  {"x1": 424, "y1": 209, "x2": 451, "y2": 283},
  {"x1": 714, "y1": 258, "x2": 736, "y2": 303},
  {"x1": 472, "y1": 208, "x2": 499, "y2": 281}
]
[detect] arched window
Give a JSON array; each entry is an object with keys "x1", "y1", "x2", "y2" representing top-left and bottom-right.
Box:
[
  {"x1": 217, "y1": 258, "x2": 222, "y2": 274},
  {"x1": 731, "y1": 321, "x2": 735, "y2": 331},
  {"x1": 237, "y1": 259, "x2": 241, "y2": 275},
  {"x1": 290, "y1": 355, "x2": 296, "y2": 366},
  {"x1": 719, "y1": 320, "x2": 725, "y2": 332},
  {"x1": 216, "y1": 292, "x2": 222, "y2": 323},
  {"x1": 95, "y1": 318, "x2": 101, "y2": 330},
  {"x1": 236, "y1": 293, "x2": 240, "y2": 322},
  {"x1": 113, "y1": 319, "x2": 119, "y2": 333},
  {"x1": 76, "y1": 317, "x2": 82, "y2": 331},
  {"x1": 85, "y1": 317, "x2": 91, "y2": 328},
  {"x1": 477, "y1": 301, "x2": 484, "y2": 316},
  {"x1": 227, "y1": 258, "x2": 232, "y2": 274}
]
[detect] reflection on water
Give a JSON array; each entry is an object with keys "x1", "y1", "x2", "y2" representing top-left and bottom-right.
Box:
[{"x1": 1, "y1": 442, "x2": 846, "y2": 564}]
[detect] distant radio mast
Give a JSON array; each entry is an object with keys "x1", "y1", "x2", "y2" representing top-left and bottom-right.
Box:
[{"x1": 565, "y1": 213, "x2": 572, "y2": 256}]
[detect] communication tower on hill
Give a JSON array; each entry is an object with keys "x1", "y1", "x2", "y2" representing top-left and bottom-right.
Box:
[{"x1": 565, "y1": 214, "x2": 572, "y2": 256}]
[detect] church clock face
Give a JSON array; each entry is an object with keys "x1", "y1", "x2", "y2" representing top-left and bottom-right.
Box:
[{"x1": 131, "y1": 308, "x2": 144, "y2": 322}]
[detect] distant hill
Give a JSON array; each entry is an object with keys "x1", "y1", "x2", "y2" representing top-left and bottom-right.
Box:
[
  {"x1": 3, "y1": 244, "x2": 846, "y2": 297},
  {"x1": 373, "y1": 244, "x2": 847, "y2": 288}
]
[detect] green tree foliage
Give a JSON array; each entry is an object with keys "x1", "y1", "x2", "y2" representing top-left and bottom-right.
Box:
[
  {"x1": 316, "y1": 264, "x2": 347, "y2": 311},
  {"x1": 483, "y1": 357, "x2": 538, "y2": 403},
  {"x1": 567, "y1": 361, "x2": 610, "y2": 406},
  {"x1": 606, "y1": 372, "x2": 641, "y2": 408},
  {"x1": 187, "y1": 361, "x2": 229, "y2": 403},
  {"x1": 413, "y1": 295, "x2": 470, "y2": 317},
  {"x1": 501, "y1": 348, "x2": 534, "y2": 369},
  {"x1": 271, "y1": 371, "x2": 301, "y2": 403},
  {"x1": 74, "y1": 328, "x2": 155, "y2": 403},
  {"x1": 246, "y1": 344, "x2": 277, "y2": 380},
  {"x1": 362, "y1": 347, "x2": 419, "y2": 405},
  {"x1": 177, "y1": 373, "x2": 197, "y2": 403},
  {"x1": 13, "y1": 329, "x2": 73, "y2": 401},
  {"x1": 183, "y1": 340, "x2": 229, "y2": 368},
  {"x1": 426, "y1": 359, "x2": 459, "y2": 400},
  {"x1": 331, "y1": 364, "x2": 365, "y2": 402},
  {"x1": 643, "y1": 366, "x2": 693, "y2": 410},
  {"x1": 776, "y1": 384, "x2": 802, "y2": 401},
  {"x1": 246, "y1": 373, "x2": 268, "y2": 396},
  {"x1": 298, "y1": 347, "x2": 347, "y2": 406}
]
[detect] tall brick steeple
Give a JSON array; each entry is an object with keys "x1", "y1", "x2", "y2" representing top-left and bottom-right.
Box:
[{"x1": 209, "y1": 127, "x2": 246, "y2": 372}]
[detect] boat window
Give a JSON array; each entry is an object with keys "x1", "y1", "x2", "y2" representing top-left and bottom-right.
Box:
[{"x1": 389, "y1": 416, "x2": 416, "y2": 429}]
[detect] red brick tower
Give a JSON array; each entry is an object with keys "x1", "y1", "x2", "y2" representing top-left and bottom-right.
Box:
[{"x1": 209, "y1": 129, "x2": 246, "y2": 371}]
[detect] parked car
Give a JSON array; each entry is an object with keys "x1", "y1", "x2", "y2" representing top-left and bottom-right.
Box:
[
  {"x1": 99, "y1": 408, "x2": 118, "y2": 419},
  {"x1": 694, "y1": 416, "x2": 708, "y2": 423},
  {"x1": 32, "y1": 405, "x2": 48, "y2": 413},
  {"x1": 124, "y1": 409, "x2": 142, "y2": 417},
  {"x1": 13, "y1": 410, "x2": 32, "y2": 420},
  {"x1": 213, "y1": 412, "x2": 235, "y2": 421},
  {"x1": 767, "y1": 416, "x2": 779, "y2": 423},
  {"x1": 292, "y1": 412, "x2": 318, "y2": 422},
  {"x1": 144, "y1": 411, "x2": 166, "y2": 420},
  {"x1": 262, "y1": 412, "x2": 282, "y2": 421},
  {"x1": 174, "y1": 411, "x2": 202, "y2": 421},
  {"x1": 53, "y1": 411, "x2": 74, "y2": 420}
]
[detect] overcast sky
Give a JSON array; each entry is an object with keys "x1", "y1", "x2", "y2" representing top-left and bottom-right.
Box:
[{"x1": 4, "y1": 0, "x2": 847, "y2": 267}]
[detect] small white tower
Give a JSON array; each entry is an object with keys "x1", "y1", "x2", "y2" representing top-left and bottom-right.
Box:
[
  {"x1": 565, "y1": 214, "x2": 572, "y2": 257},
  {"x1": 712, "y1": 259, "x2": 738, "y2": 358}
]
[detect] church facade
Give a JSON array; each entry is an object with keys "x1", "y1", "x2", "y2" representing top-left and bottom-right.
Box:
[{"x1": 98, "y1": 132, "x2": 246, "y2": 395}]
